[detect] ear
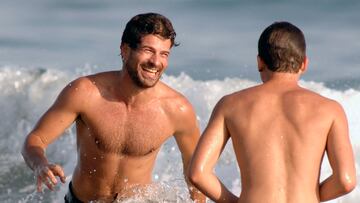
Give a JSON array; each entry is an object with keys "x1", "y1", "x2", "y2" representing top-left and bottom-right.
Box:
[
  {"x1": 299, "y1": 56, "x2": 309, "y2": 74},
  {"x1": 120, "y1": 43, "x2": 130, "y2": 62},
  {"x1": 257, "y1": 55, "x2": 266, "y2": 72}
]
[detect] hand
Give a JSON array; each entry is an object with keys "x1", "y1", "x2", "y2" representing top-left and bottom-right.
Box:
[
  {"x1": 34, "y1": 163, "x2": 66, "y2": 192},
  {"x1": 189, "y1": 186, "x2": 207, "y2": 203}
]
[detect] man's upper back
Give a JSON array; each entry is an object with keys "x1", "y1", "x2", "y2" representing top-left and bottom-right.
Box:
[{"x1": 222, "y1": 81, "x2": 343, "y2": 202}]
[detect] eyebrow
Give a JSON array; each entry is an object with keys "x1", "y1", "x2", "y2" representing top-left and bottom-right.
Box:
[{"x1": 139, "y1": 45, "x2": 170, "y2": 54}]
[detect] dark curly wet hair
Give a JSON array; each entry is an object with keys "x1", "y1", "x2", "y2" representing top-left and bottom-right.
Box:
[{"x1": 121, "y1": 13, "x2": 178, "y2": 49}]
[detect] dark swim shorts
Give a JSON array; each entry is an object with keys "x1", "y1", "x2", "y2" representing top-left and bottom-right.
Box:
[{"x1": 64, "y1": 182, "x2": 83, "y2": 203}]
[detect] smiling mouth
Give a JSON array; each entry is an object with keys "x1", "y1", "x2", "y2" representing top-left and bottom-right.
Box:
[
  {"x1": 141, "y1": 66, "x2": 159, "y2": 79},
  {"x1": 142, "y1": 67, "x2": 158, "y2": 73}
]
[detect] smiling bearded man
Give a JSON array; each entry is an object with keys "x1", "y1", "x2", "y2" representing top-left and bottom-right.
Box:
[{"x1": 22, "y1": 13, "x2": 205, "y2": 203}]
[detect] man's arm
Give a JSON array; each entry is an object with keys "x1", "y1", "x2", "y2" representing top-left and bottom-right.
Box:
[
  {"x1": 188, "y1": 97, "x2": 238, "y2": 203},
  {"x1": 172, "y1": 98, "x2": 206, "y2": 203},
  {"x1": 21, "y1": 77, "x2": 90, "y2": 192},
  {"x1": 319, "y1": 102, "x2": 356, "y2": 201}
]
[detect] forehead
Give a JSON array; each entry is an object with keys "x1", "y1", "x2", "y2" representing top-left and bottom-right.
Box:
[{"x1": 139, "y1": 34, "x2": 171, "y2": 50}]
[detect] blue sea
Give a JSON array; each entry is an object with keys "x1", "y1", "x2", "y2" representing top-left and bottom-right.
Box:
[{"x1": 1, "y1": 0, "x2": 359, "y2": 202}]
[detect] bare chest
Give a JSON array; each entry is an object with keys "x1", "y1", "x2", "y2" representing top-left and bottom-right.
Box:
[{"x1": 79, "y1": 104, "x2": 173, "y2": 156}]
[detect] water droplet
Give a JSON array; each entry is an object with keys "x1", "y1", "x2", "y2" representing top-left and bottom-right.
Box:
[
  {"x1": 179, "y1": 106, "x2": 185, "y2": 112},
  {"x1": 95, "y1": 140, "x2": 99, "y2": 144},
  {"x1": 93, "y1": 157, "x2": 97, "y2": 160},
  {"x1": 345, "y1": 173, "x2": 352, "y2": 183},
  {"x1": 124, "y1": 178, "x2": 128, "y2": 183},
  {"x1": 14, "y1": 81, "x2": 20, "y2": 89},
  {"x1": 154, "y1": 174, "x2": 159, "y2": 180},
  {"x1": 171, "y1": 147, "x2": 176, "y2": 151},
  {"x1": 69, "y1": 83, "x2": 72, "y2": 87},
  {"x1": 93, "y1": 169, "x2": 96, "y2": 172}
]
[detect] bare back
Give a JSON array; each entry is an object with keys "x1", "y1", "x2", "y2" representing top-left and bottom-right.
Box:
[
  {"x1": 188, "y1": 23, "x2": 355, "y2": 203},
  {"x1": 225, "y1": 81, "x2": 337, "y2": 203}
]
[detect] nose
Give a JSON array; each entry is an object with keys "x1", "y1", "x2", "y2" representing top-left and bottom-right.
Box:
[{"x1": 149, "y1": 53, "x2": 161, "y2": 68}]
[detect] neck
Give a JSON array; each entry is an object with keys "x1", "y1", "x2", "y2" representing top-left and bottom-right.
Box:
[
  {"x1": 262, "y1": 70, "x2": 301, "y2": 85},
  {"x1": 117, "y1": 70, "x2": 158, "y2": 106}
]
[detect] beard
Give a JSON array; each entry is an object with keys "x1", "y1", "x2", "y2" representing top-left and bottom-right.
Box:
[{"x1": 125, "y1": 61, "x2": 162, "y2": 88}]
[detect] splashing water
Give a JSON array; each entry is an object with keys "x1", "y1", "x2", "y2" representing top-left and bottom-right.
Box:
[{"x1": 1, "y1": 66, "x2": 359, "y2": 202}]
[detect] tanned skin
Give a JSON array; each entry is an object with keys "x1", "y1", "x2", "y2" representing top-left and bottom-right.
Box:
[
  {"x1": 189, "y1": 56, "x2": 356, "y2": 203},
  {"x1": 22, "y1": 34, "x2": 205, "y2": 202}
]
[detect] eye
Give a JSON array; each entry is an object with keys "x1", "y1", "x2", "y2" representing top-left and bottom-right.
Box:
[
  {"x1": 138, "y1": 47, "x2": 153, "y2": 54},
  {"x1": 161, "y1": 52, "x2": 169, "y2": 58},
  {"x1": 143, "y1": 48, "x2": 153, "y2": 53}
]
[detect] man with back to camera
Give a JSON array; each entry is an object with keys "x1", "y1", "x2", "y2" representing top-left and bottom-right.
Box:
[
  {"x1": 188, "y1": 22, "x2": 356, "y2": 203},
  {"x1": 21, "y1": 13, "x2": 205, "y2": 202}
]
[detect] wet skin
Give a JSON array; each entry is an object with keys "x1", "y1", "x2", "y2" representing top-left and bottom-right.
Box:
[
  {"x1": 22, "y1": 35, "x2": 205, "y2": 202},
  {"x1": 189, "y1": 58, "x2": 356, "y2": 203}
]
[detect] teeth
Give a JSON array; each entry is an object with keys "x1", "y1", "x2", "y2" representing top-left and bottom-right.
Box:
[{"x1": 143, "y1": 68, "x2": 157, "y2": 73}]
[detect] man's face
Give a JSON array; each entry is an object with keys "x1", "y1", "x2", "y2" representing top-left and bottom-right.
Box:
[{"x1": 122, "y1": 34, "x2": 171, "y2": 88}]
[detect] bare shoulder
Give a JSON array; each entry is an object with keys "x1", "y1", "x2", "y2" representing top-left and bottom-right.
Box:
[
  {"x1": 61, "y1": 74, "x2": 97, "y2": 99},
  {"x1": 158, "y1": 82, "x2": 196, "y2": 121},
  {"x1": 71, "y1": 71, "x2": 120, "y2": 94},
  {"x1": 300, "y1": 88, "x2": 344, "y2": 113},
  {"x1": 227, "y1": 84, "x2": 264, "y2": 101},
  {"x1": 57, "y1": 71, "x2": 117, "y2": 108},
  {"x1": 214, "y1": 85, "x2": 261, "y2": 113}
]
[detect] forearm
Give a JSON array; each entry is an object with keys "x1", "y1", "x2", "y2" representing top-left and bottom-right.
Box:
[
  {"x1": 22, "y1": 135, "x2": 49, "y2": 171},
  {"x1": 191, "y1": 172, "x2": 238, "y2": 203},
  {"x1": 319, "y1": 174, "x2": 355, "y2": 201}
]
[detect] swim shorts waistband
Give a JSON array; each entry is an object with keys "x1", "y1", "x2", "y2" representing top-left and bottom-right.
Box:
[{"x1": 64, "y1": 182, "x2": 83, "y2": 203}]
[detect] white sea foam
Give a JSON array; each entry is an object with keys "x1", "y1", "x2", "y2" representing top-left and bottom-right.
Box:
[{"x1": 1, "y1": 66, "x2": 359, "y2": 202}]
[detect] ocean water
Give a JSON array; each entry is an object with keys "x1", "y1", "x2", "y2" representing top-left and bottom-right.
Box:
[{"x1": 1, "y1": 0, "x2": 359, "y2": 202}]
